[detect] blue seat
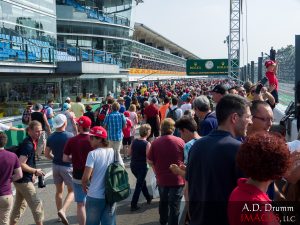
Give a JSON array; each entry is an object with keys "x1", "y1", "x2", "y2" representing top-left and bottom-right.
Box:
[
  {"x1": 28, "y1": 52, "x2": 36, "y2": 62},
  {"x1": 8, "y1": 49, "x2": 17, "y2": 58},
  {"x1": 0, "y1": 49, "x2": 9, "y2": 60},
  {"x1": 16, "y1": 51, "x2": 26, "y2": 62}
]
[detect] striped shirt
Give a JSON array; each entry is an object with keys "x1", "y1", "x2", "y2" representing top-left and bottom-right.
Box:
[{"x1": 104, "y1": 111, "x2": 126, "y2": 141}]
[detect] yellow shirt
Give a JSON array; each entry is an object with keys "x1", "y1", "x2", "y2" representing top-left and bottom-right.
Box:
[{"x1": 71, "y1": 102, "x2": 85, "y2": 118}]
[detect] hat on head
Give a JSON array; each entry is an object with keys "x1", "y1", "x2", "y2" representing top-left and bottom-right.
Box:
[
  {"x1": 265, "y1": 60, "x2": 276, "y2": 68},
  {"x1": 66, "y1": 97, "x2": 71, "y2": 101},
  {"x1": 76, "y1": 116, "x2": 92, "y2": 128},
  {"x1": 53, "y1": 114, "x2": 67, "y2": 129},
  {"x1": 124, "y1": 111, "x2": 130, "y2": 117},
  {"x1": 211, "y1": 84, "x2": 227, "y2": 95},
  {"x1": 89, "y1": 126, "x2": 107, "y2": 139},
  {"x1": 62, "y1": 103, "x2": 71, "y2": 111}
]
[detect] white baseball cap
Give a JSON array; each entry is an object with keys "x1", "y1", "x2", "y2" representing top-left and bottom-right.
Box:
[{"x1": 53, "y1": 114, "x2": 67, "y2": 129}]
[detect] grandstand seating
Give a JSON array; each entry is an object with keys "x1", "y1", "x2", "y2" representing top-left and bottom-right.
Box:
[
  {"x1": 0, "y1": 32, "x2": 118, "y2": 65},
  {"x1": 64, "y1": 0, "x2": 120, "y2": 25}
]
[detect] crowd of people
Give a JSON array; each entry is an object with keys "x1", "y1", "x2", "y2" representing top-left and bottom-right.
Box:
[{"x1": 0, "y1": 74, "x2": 298, "y2": 225}]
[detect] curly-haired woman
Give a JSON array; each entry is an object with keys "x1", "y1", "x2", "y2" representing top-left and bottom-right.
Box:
[{"x1": 228, "y1": 132, "x2": 291, "y2": 225}]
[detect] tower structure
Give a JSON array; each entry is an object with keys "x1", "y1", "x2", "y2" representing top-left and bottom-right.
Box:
[{"x1": 228, "y1": 0, "x2": 241, "y2": 80}]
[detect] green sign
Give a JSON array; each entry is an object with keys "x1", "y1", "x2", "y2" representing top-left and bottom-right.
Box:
[{"x1": 186, "y1": 59, "x2": 229, "y2": 75}]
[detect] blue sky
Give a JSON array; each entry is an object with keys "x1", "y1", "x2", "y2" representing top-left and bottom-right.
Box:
[{"x1": 133, "y1": 0, "x2": 300, "y2": 65}]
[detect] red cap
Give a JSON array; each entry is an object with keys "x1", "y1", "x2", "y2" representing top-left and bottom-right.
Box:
[
  {"x1": 265, "y1": 60, "x2": 276, "y2": 68},
  {"x1": 124, "y1": 111, "x2": 130, "y2": 117},
  {"x1": 76, "y1": 116, "x2": 92, "y2": 128},
  {"x1": 89, "y1": 126, "x2": 107, "y2": 139}
]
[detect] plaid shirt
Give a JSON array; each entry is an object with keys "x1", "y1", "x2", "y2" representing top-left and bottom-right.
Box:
[{"x1": 104, "y1": 111, "x2": 126, "y2": 141}]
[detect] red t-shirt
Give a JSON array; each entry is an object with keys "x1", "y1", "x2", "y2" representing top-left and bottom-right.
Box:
[
  {"x1": 122, "y1": 118, "x2": 133, "y2": 138},
  {"x1": 148, "y1": 135, "x2": 185, "y2": 186},
  {"x1": 228, "y1": 178, "x2": 280, "y2": 225},
  {"x1": 64, "y1": 133, "x2": 93, "y2": 172},
  {"x1": 266, "y1": 71, "x2": 278, "y2": 91},
  {"x1": 144, "y1": 104, "x2": 159, "y2": 119}
]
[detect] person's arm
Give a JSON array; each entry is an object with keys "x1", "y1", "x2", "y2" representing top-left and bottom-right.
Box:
[
  {"x1": 45, "y1": 146, "x2": 54, "y2": 160},
  {"x1": 43, "y1": 113, "x2": 51, "y2": 134},
  {"x1": 156, "y1": 114, "x2": 160, "y2": 129},
  {"x1": 128, "y1": 143, "x2": 133, "y2": 156},
  {"x1": 63, "y1": 153, "x2": 72, "y2": 163},
  {"x1": 9, "y1": 126, "x2": 25, "y2": 131},
  {"x1": 19, "y1": 155, "x2": 44, "y2": 176},
  {"x1": 70, "y1": 112, "x2": 78, "y2": 135},
  {"x1": 82, "y1": 166, "x2": 93, "y2": 193},
  {"x1": 12, "y1": 167, "x2": 23, "y2": 181}
]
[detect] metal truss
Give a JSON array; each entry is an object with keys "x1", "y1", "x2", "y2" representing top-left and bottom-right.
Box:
[{"x1": 228, "y1": 0, "x2": 241, "y2": 80}]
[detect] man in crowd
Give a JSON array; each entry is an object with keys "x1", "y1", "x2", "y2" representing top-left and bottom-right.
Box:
[
  {"x1": 44, "y1": 99, "x2": 55, "y2": 130},
  {"x1": 248, "y1": 100, "x2": 273, "y2": 135},
  {"x1": 144, "y1": 98, "x2": 160, "y2": 140},
  {"x1": 0, "y1": 132, "x2": 22, "y2": 225},
  {"x1": 71, "y1": 96, "x2": 85, "y2": 118},
  {"x1": 45, "y1": 114, "x2": 74, "y2": 225},
  {"x1": 147, "y1": 118, "x2": 185, "y2": 225},
  {"x1": 103, "y1": 102, "x2": 126, "y2": 165},
  {"x1": 193, "y1": 95, "x2": 218, "y2": 136},
  {"x1": 186, "y1": 94, "x2": 252, "y2": 225},
  {"x1": 211, "y1": 84, "x2": 228, "y2": 104},
  {"x1": 10, "y1": 121, "x2": 45, "y2": 225},
  {"x1": 166, "y1": 97, "x2": 183, "y2": 137},
  {"x1": 63, "y1": 116, "x2": 93, "y2": 225},
  {"x1": 159, "y1": 97, "x2": 170, "y2": 122}
]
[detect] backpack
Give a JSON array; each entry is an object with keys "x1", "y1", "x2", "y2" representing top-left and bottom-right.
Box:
[
  {"x1": 166, "y1": 107, "x2": 178, "y2": 122},
  {"x1": 22, "y1": 109, "x2": 31, "y2": 125},
  {"x1": 98, "y1": 104, "x2": 111, "y2": 121},
  {"x1": 105, "y1": 154, "x2": 130, "y2": 204}
]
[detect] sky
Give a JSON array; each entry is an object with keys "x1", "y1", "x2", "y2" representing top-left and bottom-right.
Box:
[{"x1": 132, "y1": 0, "x2": 300, "y2": 66}]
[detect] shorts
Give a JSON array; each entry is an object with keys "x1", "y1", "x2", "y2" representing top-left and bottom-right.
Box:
[
  {"x1": 73, "y1": 181, "x2": 86, "y2": 203},
  {"x1": 122, "y1": 137, "x2": 132, "y2": 146},
  {"x1": 52, "y1": 164, "x2": 73, "y2": 187}
]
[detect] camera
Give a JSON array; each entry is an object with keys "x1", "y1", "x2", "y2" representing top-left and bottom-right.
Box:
[{"x1": 38, "y1": 174, "x2": 46, "y2": 188}]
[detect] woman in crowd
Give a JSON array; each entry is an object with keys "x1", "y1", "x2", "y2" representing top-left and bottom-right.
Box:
[
  {"x1": 128, "y1": 124, "x2": 153, "y2": 211},
  {"x1": 82, "y1": 126, "x2": 115, "y2": 225},
  {"x1": 228, "y1": 132, "x2": 291, "y2": 225},
  {"x1": 127, "y1": 104, "x2": 139, "y2": 139}
]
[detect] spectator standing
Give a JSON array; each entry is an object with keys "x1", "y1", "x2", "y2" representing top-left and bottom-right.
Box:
[
  {"x1": 103, "y1": 102, "x2": 126, "y2": 166},
  {"x1": 166, "y1": 97, "x2": 183, "y2": 137},
  {"x1": 180, "y1": 96, "x2": 192, "y2": 113},
  {"x1": 147, "y1": 118, "x2": 185, "y2": 225},
  {"x1": 159, "y1": 97, "x2": 170, "y2": 122},
  {"x1": 122, "y1": 111, "x2": 133, "y2": 159},
  {"x1": 71, "y1": 96, "x2": 85, "y2": 118},
  {"x1": 31, "y1": 104, "x2": 51, "y2": 160},
  {"x1": 45, "y1": 114, "x2": 74, "y2": 225},
  {"x1": 228, "y1": 132, "x2": 290, "y2": 225},
  {"x1": 44, "y1": 99, "x2": 55, "y2": 130},
  {"x1": 118, "y1": 97, "x2": 126, "y2": 113},
  {"x1": 144, "y1": 98, "x2": 160, "y2": 140},
  {"x1": 128, "y1": 104, "x2": 139, "y2": 138},
  {"x1": 82, "y1": 126, "x2": 115, "y2": 225},
  {"x1": 83, "y1": 105, "x2": 95, "y2": 128},
  {"x1": 61, "y1": 103, "x2": 78, "y2": 136},
  {"x1": 193, "y1": 95, "x2": 218, "y2": 136},
  {"x1": 21, "y1": 102, "x2": 33, "y2": 125},
  {"x1": 265, "y1": 60, "x2": 279, "y2": 104},
  {"x1": 10, "y1": 121, "x2": 45, "y2": 225},
  {"x1": 124, "y1": 92, "x2": 132, "y2": 110},
  {"x1": 211, "y1": 84, "x2": 228, "y2": 104},
  {"x1": 63, "y1": 116, "x2": 93, "y2": 225},
  {"x1": 186, "y1": 94, "x2": 252, "y2": 225},
  {"x1": 128, "y1": 124, "x2": 153, "y2": 211},
  {"x1": 0, "y1": 132, "x2": 22, "y2": 225}
]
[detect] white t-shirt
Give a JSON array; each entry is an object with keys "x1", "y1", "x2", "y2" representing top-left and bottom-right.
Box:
[
  {"x1": 287, "y1": 140, "x2": 300, "y2": 152},
  {"x1": 0, "y1": 123, "x2": 10, "y2": 132},
  {"x1": 85, "y1": 147, "x2": 114, "y2": 199},
  {"x1": 180, "y1": 103, "x2": 192, "y2": 113}
]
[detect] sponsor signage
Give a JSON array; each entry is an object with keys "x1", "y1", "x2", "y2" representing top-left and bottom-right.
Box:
[{"x1": 186, "y1": 59, "x2": 230, "y2": 75}]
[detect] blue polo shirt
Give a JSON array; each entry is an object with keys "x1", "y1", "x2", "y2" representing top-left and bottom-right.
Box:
[{"x1": 199, "y1": 112, "x2": 218, "y2": 136}]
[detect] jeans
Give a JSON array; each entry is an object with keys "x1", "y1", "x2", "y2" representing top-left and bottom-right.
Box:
[
  {"x1": 130, "y1": 164, "x2": 151, "y2": 207},
  {"x1": 158, "y1": 185, "x2": 184, "y2": 225},
  {"x1": 85, "y1": 196, "x2": 116, "y2": 225}
]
